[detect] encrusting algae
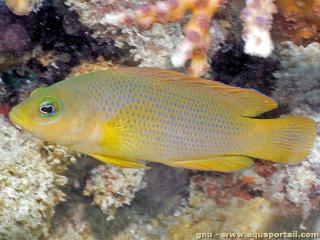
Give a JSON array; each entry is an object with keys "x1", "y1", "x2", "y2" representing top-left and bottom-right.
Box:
[{"x1": 9, "y1": 67, "x2": 316, "y2": 172}]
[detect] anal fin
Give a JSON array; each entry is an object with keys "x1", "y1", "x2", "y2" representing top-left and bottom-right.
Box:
[
  {"x1": 89, "y1": 153, "x2": 149, "y2": 169},
  {"x1": 163, "y1": 156, "x2": 254, "y2": 172}
]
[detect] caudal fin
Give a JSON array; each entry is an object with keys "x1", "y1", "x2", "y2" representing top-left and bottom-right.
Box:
[{"x1": 248, "y1": 116, "x2": 317, "y2": 164}]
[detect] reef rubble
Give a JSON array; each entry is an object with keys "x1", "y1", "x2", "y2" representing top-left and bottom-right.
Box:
[
  {"x1": 84, "y1": 165, "x2": 146, "y2": 221},
  {"x1": 0, "y1": 116, "x2": 77, "y2": 239}
]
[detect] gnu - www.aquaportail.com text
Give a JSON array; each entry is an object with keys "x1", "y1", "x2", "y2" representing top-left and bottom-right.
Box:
[{"x1": 196, "y1": 231, "x2": 320, "y2": 239}]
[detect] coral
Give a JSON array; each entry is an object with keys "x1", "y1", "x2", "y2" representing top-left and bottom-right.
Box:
[
  {"x1": 121, "y1": 23, "x2": 184, "y2": 69},
  {"x1": 5, "y1": 0, "x2": 43, "y2": 15},
  {"x1": 101, "y1": 0, "x2": 224, "y2": 76},
  {"x1": 166, "y1": 189, "x2": 221, "y2": 239},
  {"x1": 0, "y1": 7, "x2": 30, "y2": 53},
  {"x1": 114, "y1": 184, "x2": 275, "y2": 239},
  {"x1": 69, "y1": 59, "x2": 115, "y2": 76},
  {"x1": 48, "y1": 203, "x2": 94, "y2": 240},
  {"x1": 83, "y1": 165, "x2": 146, "y2": 220},
  {"x1": 221, "y1": 197, "x2": 275, "y2": 233},
  {"x1": 62, "y1": 0, "x2": 320, "y2": 77},
  {"x1": 65, "y1": 0, "x2": 184, "y2": 70},
  {"x1": 281, "y1": 141, "x2": 320, "y2": 217},
  {"x1": 241, "y1": 0, "x2": 277, "y2": 57},
  {"x1": 22, "y1": 4, "x2": 109, "y2": 84},
  {"x1": 0, "y1": 116, "x2": 77, "y2": 239},
  {"x1": 0, "y1": 23, "x2": 31, "y2": 53},
  {"x1": 1, "y1": 3, "x2": 123, "y2": 85},
  {"x1": 273, "y1": 42, "x2": 320, "y2": 112},
  {"x1": 273, "y1": 0, "x2": 320, "y2": 45},
  {"x1": 190, "y1": 172, "x2": 265, "y2": 206},
  {"x1": 48, "y1": 157, "x2": 112, "y2": 240},
  {"x1": 65, "y1": 0, "x2": 226, "y2": 76}
]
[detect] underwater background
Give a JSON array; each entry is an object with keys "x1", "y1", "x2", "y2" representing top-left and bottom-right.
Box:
[{"x1": 0, "y1": 0, "x2": 319, "y2": 239}]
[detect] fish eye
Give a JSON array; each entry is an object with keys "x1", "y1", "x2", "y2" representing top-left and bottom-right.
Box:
[
  {"x1": 40, "y1": 102, "x2": 55, "y2": 116},
  {"x1": 38, "y1": 97, "x2": 63, "y2": 119}
]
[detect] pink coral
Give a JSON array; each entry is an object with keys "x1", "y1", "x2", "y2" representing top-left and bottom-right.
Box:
[
  {"x1": 103, "y1": 0, "x2": 225, "y2": 76},
  {"x1": 241, "y1": 0, "x2": 277, "y2": 57}
]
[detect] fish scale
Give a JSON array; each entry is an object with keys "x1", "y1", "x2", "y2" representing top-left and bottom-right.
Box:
[{"x1": 72, "y1": 70, "x2": 252, "y2": 161}]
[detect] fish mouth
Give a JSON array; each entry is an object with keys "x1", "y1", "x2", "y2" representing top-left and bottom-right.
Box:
[{"x1": 9, "y1": 107, "x2": 31, "y2": 131}]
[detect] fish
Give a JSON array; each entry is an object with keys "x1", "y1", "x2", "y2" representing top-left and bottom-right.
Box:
[{"x1": 9, "y1": 67, "x2": 317, "y2": 172}]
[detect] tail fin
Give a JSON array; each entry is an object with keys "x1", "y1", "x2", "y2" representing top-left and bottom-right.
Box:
[{"x1": 248, "y1": 116, "x2": 317, "y2": 164}]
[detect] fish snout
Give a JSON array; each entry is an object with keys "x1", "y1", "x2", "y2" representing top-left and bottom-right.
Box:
[{"x1": 9, "y1": 106, "x2": 31, "y2": 130}]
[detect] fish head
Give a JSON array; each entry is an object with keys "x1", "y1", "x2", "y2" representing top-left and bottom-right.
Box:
[{"x1": 9, "y1": 84, "x2": 91, "y2": 146}]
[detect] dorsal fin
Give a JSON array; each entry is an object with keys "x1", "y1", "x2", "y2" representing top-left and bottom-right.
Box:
[{"x1": 115, "y1": 67, "x2": 277, "y2": 117}]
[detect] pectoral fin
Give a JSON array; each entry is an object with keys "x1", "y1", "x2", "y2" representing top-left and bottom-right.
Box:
[
  {"x1": 163, "y1": 156, "x2": 254, "y2": 172},
  {"x1": 89, "y1": 153, "x2": 149, "y2": 169}
]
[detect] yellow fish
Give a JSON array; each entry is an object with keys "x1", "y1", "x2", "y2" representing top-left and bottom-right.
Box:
[{"x1": 9, "y1": 68, "x2": 316, "y2": 172}]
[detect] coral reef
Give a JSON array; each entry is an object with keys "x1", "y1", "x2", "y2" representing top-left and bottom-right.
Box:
[
  {"x1": 0, "y1": 116, "x2": 77, "y2": 239},
  {"x1": 273, "y1": 0, "x2": 320, "y2": 45},
  {"x1": 122, "y1": 23, "x2": 184, "y2": 69},
  {"x1": 5, "y1": 0, "x2": 43, "y2": 15},
  {"x1": 48, "y1": 203, "x2": 94, "y2": 240},
  {"x1": 0, "y1": 2, "x2": 123, "y2": 85},
  {"x1": 65, "y1": 0, "x2": 184, "y2": 70},
  {"x1": 23, "y1": 3, "x2": 122, "y2": 84},
  {"x1": 241, "y1": 0, "x2": 277, "y2": 57},
  {"x1": 0, "y1": 0, "x2": 319, "y2": 239},
  {"x1": 112, "y1": 182, "x2": 276, "y2": 239},
  {"x1": 84, "y1": 165, "x2": 146, "y2": 220},
  {"x1": 167, "y1": 185, "x2": 275, "y2": 237},
  {"x1": 270, "y1": 42, "x2": 320, "y2": 219},
  {"x1": 66, "y1": 0, "x2": 225, "y2": 76},
  {"x1": 64, "y1": 0, "x2": 320, "y2": 77},
  {"x1": 102, "y1": 0, "x2": 225, "y2": 76},
  {"x1": 273, "y1": 42, "x2": 320, "y2": 112},
  {"x1": 48, "y1": 163, "x2": 189, "y2": 240}
]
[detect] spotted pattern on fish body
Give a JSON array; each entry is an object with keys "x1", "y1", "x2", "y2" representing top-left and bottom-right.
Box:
[
  {"x1": 70, "y1": 70, "x2": 250, "y2": 160},
  {"x1": 9, "y1": 68, "x2": 317, "y2": 171}
]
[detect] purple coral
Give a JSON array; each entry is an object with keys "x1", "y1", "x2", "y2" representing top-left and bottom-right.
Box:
[{"x1": 0, "y1": 7, "x2": 31, "y2": 53}]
